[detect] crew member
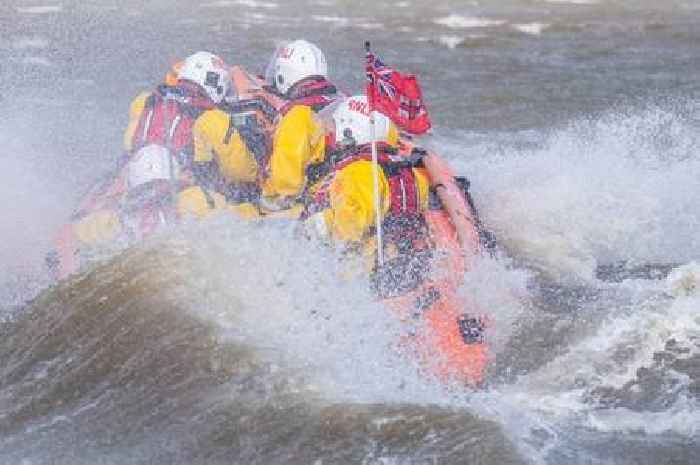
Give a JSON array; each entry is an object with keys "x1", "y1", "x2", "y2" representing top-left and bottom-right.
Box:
[
  {"x1": 259, "y1": 40, "x2": 343, "y2": 214},
  {"x1": 123, "y1": 51, "x2": 260, "y2": 218},
  {"x1": 304, "y1": 95, "x2": 432, "y2": 293}
]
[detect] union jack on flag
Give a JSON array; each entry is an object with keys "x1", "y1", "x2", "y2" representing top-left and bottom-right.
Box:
[
  {"x1": 367, "y1": 55, "x2": 395, "y2": 98},
  {"x1": 365, "y1": 50, "x2": 432, "y2": 135}
]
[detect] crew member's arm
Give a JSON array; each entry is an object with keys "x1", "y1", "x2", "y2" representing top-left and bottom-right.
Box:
[
  {"x1": 325, "y1": 160, "x2": 391, "y2": 243},
  {"x1": 262, "y1": 105, "x2": 326, "y2": 206},
  {"x1": 123, "y1": 91, "x2": 150, "y2": 153},
  {"x1": 192, "y1": 108, "x2": 259, "y2": 191}
]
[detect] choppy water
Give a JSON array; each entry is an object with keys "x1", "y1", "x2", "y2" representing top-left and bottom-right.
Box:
[{"x1": 1, "y1": 1, "x2": 699, "y2": 464}]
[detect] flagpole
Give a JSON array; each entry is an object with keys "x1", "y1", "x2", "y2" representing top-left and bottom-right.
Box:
[{"x1": 365, "y1": 41, "x2": 384, "y2": 267}]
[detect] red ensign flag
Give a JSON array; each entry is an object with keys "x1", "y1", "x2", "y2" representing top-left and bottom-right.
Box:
[{"x1": 365, "y1": 50, "x2": 432, "y2": 135}]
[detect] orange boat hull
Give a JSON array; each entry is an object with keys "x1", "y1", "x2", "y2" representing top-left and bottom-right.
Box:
[{"x1": 382, "y1": 208, "x2": 487, "y2": 387}]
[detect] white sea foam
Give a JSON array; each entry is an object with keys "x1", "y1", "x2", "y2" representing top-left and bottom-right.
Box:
[
  {"x1": 356, "y1": 22, "x2": 383, "y2": 30},
  {"x1": 21, "y1": 56, "x2": 52, "y2": 67},
  {"x1": 244, "y1": 12, "x2": 269, "y2": 23},
  {"x1": 200, "y1": 0, "x2": 277, "y2": 8},
  {"x1": 12, "y1": 37, "x2": 50, "y2": 50},
  {"x1": 433, "y1": 34, "x2": 491, "y2": 49},
  {"x1": 434, "y1": 14, "x2": 506, "y2": 29},
  {"x1": 16, "y1": 5, "x2": 63, "y2": 14},
  {"x1": 185, "y1": 218, "x2": 446, "y2": 404},
  {"x1": 478, "y1": 268, "x2": 700, "y2": 445},
  {"x1": 437, "y1": 35, "x2": 464, "y2": 49},
  {"x1": 461, "y1": 255, "x2": 532, "y2": 355},
  {"x1": 444, "y1": 107, "x2": 700, "y2": 283},
  {"x1": 586, "y1": 395, "x2": 699, "y2": 436},
  {"x1": 512, "y1": 23, "x2": 550, "y2": 36},
  {"x1": 543, "y1": 0, "x2": 599, "y2": 4},
  {"x1": 501, "y1": 260, "x2": 699, "y2": 423},
  {"x1": 311, "y1": 15, "x2": 350, "y2": 26},
  {"x1": 566, "y1": 288, "x2": 697, "y2": 390},
  {"x1": 667, "y1": 262, "x2": 699, "y2": 297}
]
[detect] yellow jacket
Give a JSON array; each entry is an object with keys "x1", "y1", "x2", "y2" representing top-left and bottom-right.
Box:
[
  {"x1": 320, "y1": 159, "x2": 430, "y2": 244},
  {"x1": 177, "y1": 185, "x2": 261, "y2": 220},
  {"x1": 261, "y1": 105, "x2": 326, "y2": 205},
  {"x1": 123, "y1": 91, "x2": 150, "y2": 153},
  {"x1": 191, "y1": 109, "x2": 258, "y2": 184}
]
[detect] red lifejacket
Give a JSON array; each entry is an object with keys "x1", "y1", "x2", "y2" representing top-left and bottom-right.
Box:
[
  {"x1": 131, "y1": 83, "x2": 215, "y2": 159},
  {"x1": 309, "y1": 146, "x2": 422, "y2": 221},
  {"x1": 280, "y1": 77, "x2": 339, "y2": 115}
]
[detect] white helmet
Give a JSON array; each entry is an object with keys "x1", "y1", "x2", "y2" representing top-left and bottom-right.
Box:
[
  {"x1": 329, "y1": 95, "x2": 393, "y2": 146},
  {"x1": 177, "y1": 51, "x2": 231, "y2": 104},
  {"x1": 265, "y1": 40, "x2": 328, "y2": 95},
  {"x1": 127, "y1": 144, "x2": 180, "y2": 189}
]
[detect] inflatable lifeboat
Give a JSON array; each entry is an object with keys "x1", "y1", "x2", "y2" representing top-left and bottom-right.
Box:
[{"x1": 53, "y1": 66, "x2": 492, "y2": 386}]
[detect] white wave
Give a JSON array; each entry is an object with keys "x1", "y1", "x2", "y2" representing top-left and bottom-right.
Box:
[
  {"x1": 178, "y1": 17, "x2": 200, "y2": 26},
  {"x1": 16, "y1": 5, "x2": 63, "y2": 14},
  {"x1": 543, "y1": 0, "x2": 599, "y2": 4},
  {"x1": 444, "y1": 107, "x2": 700, "y2": 283},
  {"x1": 244, "y1": 12, "x2": 269, "y2": 22},
  {"x1": 478, "y1": 272, "x2": 700, "y2": 444},
  {"x1": 461, "y1": 255, "x2": 532, "y2": 355},
  {"x1": 434, "y1": 14, "x2": 506, "y2": 29},
  {"x1": 437, "y1": 35, "x2": 464, "y2": 49},
  {"x1": 200, "y1": 0, "x2": 277, "y2": 8},
  {"x1": 357, "y1": 22, "x2": 383, "y2": 30},
  {"x1": 12, "y1": 37, "x2": 49, "y2": 50},
  {"x1": 169, "y1": 209, "x2": 531, "y2": 405},
  {"x1": 183, "y1": 218, "x2": 447, "y2": 404},
  {"x1": 499, "y1": 260, "x2": 699, "y2": 403},
  {"x1": 21, "y1": 56, "x2": 52, "y2": 67},
  {"x1": 311, "y1": 15, "x2": 350, "y2": 26},
  {"x1": 432, "y1": 34, "x2": 491, "y2": 49},
  {"x1": 667, "y1": 262, "x2": 699, "y2": 297},
  {"x1": 512, "y1": 23, "x2": 549, "y2": 36},
  {"x1": 394, "y1": 1, "x2": 410, "y2": 7},
  {"x1": 575, "y1": 291, "x2": 696, "y2": 390},
  {"x1": 586, "y1": 395, "x2": 699, "y2": 436}
]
